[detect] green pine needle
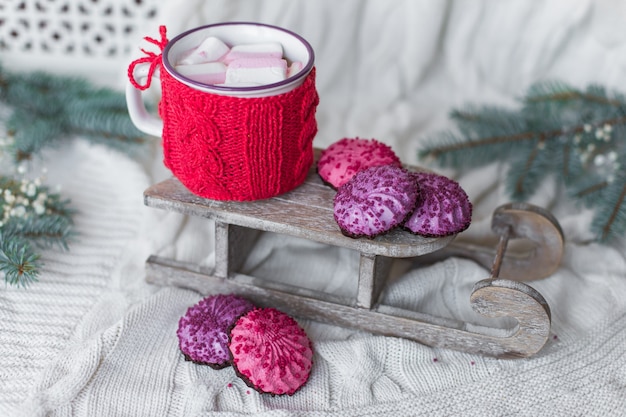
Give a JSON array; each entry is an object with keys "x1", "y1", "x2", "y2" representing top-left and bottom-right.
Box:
[
  {"x1": 0, "y1": 61, "x2": 149, "y2": 287},
  {"x1": 0, "y1": 232, "x2": 40, "y2": 287},
  {"x1": 0, "y1": 62, "x2": 147, "y2": 161},
  {"x1": 591, "y1": 174, "x2": 626, "y2": 241},
  {"x1": 419, "y1": 81, "x2": 626, "y2": 242},
  {"x1": 0, "y1": 174, "x2": 74, "y2": 287}
]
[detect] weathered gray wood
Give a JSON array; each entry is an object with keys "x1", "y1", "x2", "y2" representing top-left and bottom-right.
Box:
[
  {"x1": 413, "y1": 203, "x2": 564, "y2": 282},
  {"x1": 470, "y1": 278, "x2": 551, "y2": 356},
  {"x1": 214, "y1": 222, "x2": 259, "y2": 278},
  {"x1": 143, "y1": 152, "x2": 558, "y2": 358},
  {"x1": 357, "y1": 254, "x2": 393, "y2": 309},
  {"x1": 147, "y1": 255, "x2": 354, "y2": 306},
  {"x1": 144, "y1": 175, "x2": 455, "y2": 259},
  {"x1": 146, "y1": 255, "x2": 550, "y2": 358},
  {"x1": 491, "y1": 203, "x2": 564, "y2": 281}
]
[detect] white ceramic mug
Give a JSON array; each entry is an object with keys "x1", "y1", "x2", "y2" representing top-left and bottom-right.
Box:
[
  {"x1": 125, "y1": 22, "x2": 319, "y2": 201},
  {"x1": 126, "y1": 22, "x2": 315, "y2": 137}
]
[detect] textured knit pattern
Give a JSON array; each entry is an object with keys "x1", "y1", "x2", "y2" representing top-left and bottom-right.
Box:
[
  {"x1": 3, "y1": 130, "x2": 626, "y2": 417},
  {"x1": 159, "y1": 64, "x2": 319, "y2": 201},
  {"x1": 5, "y1": 1, "x2": 626, "y2": 416},
  {"x1": 0, "y1": 141, "x2": 147, "y2": 417}
]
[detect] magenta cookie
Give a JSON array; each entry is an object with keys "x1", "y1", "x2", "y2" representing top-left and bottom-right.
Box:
[
  {"x1": 229, "y1": 308, "x2": 313, "y2": 396},
  {"x1": 333, "y1": 165, "x2": 419, "y2": 238},
  {"x1": 177, "y1": 294, "x2": 256, "y2": 369},
  {"x1": 404, "y1": 171, "x2": 472, "y2": 237},
  {"x1": 317, "y1": 137, "x2": 401, "y2": 188}
]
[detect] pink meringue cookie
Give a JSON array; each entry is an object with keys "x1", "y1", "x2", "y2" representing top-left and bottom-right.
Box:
[
  {"x1": 229, "y1": 308, "x2": 313, "y2": 396},
  {"x1": 317, "y1": 137, "x2": 402, "y2": 189}
]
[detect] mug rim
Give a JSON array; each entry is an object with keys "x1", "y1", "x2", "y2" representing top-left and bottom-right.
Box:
[{"x1": 162, "y1": 22, "x2": 315, "y2": 94}]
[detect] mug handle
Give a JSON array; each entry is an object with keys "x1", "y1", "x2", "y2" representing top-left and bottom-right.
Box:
[{"x1": 125, "y1": 62, "x2": 163, "y2": 137}]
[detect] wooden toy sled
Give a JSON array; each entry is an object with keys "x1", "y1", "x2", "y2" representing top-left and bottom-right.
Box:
[{"x1": 144, "y1": 151, "x2": 564, "y2": 358}]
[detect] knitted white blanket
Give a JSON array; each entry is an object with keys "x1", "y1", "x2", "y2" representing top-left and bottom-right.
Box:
[
  {"x1": 3, "y1": 142, "x2": 624, "y2": 417},
  {"x1": 2, "y1": 1, "x2": 626, "y2": 415}
]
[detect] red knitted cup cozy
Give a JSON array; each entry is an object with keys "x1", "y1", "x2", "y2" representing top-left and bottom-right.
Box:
[
  {"x1": 128, "y1": 26, "x2": 319, "y2": 201},
  {"x1": 158, "y1": 63, "x2": 319, "y2": 201}
]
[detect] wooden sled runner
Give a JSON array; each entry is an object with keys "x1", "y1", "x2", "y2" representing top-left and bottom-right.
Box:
[{"x1": 144, "y1": 153, "x2": 564, "y2": 358}]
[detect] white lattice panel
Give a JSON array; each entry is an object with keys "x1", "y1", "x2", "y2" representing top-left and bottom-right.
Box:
[{"x1": 0, "y1": 0, "x2": 161, "y2": 87}]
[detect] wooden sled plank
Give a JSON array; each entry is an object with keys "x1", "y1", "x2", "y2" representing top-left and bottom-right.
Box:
[
  {"x1": 143, "y1": 152, "x2": 557, "y2": 358},
  {"x1": 146, "y1": 255, "x2": 550, "y2": 358},
  {"x1": 144, "y1": 174, "x2": 455, "y2": 259}
]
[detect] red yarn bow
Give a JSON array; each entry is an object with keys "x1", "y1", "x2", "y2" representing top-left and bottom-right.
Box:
[{"x1": 127, "y1": 25, "x2": 169, "y2": 90}]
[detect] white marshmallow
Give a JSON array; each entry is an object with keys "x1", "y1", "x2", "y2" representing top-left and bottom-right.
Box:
[
  {"x1": 175, "y1": 62, "x2": 227, "y2": 85},
  {"x1": 223, "y1": 57, "x2": 287, "y2": 86},
  {"x1": 222, "y1": 42, "x2": 283, "y2": 64},
  {"x1": 178, "y1": 36, "x2": 230, "y2": 65}
]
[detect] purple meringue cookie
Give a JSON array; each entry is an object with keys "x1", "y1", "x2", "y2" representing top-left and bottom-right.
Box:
[
  {"x1": 177, "y1": 294, "x2": 256, "y2": 369},
  {"x1": 333, "y1": 165, "x2": 419, "y2": 238},
  {"x1": 404, "y1": 172, "x2": 472, "y2": 237}
]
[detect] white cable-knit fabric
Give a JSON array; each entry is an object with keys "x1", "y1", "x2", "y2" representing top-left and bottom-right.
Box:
[
  {"x1": 2, "y1": 1, "x2": 626, "y2": 415},
  {"x1": 0, "y1": 141, "x2": 150, "y2": 415}
]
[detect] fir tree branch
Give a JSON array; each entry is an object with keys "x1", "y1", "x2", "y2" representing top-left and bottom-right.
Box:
[
  {"x1": 527, "y1": 91, "x2": 623, "y2": 107},
  {"x1": 0, "y1": 174, "x2": 74, "y2": 287},
  {"x1": 562, "y1": 142, "x2": 570, "y2": 179},
  {"x1": 574, "y1": 181, "x2": 609, "y2": 198},
  {"x1": 514, "y1": 137, "x2": 544, "y2": 197},
  {"x1": 423, "y1": 130, "x2": 536, "y2": 159},
  {"x1": 422, "y1": 114, "x2": 626, "y2": 160},
  {"x1": 70, "y1": 127, "x2": 147, "y2": 145},
  {"x1": 599, "y1": 182, "x2": 626, "y2": 241},
  {"x1": 0, "y1": 62, "x2": 147, "y2": 162},
  {"x1": 420, "y1": 81, "x2": 626, "y2": 242},
  {"x1": 523, "y1": 81, "x2": 625, "y2": 107},
  {"x1": 9, "y1": 215, "x2": 74, "y2": 250},
  {"x1": 0, "y1": 62, "x2": 146, "y2": 287},
  {"x1": 0, "y1": 232, "x2": 39, "y2": 287}
]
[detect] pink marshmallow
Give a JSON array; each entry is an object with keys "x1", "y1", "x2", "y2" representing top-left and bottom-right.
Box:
[
  {"x1": 287, "y1": 61, "x2": 304, "y2": 78},
  {"x1": 175, "y1": 62, "x2": 227, "y2": 85},
  {"x1": 222, "y1": 42, "x2": 283, "y2": 64},
  {"x1": 224, "y1": 58, "x2": 288, "y2": 86},
  {"x1": 178, "y1": 36, "x2": 230, "y2": 65}
]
